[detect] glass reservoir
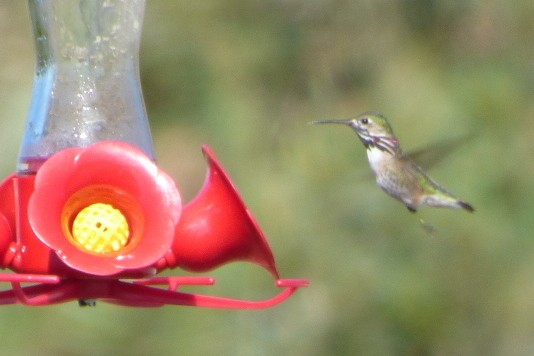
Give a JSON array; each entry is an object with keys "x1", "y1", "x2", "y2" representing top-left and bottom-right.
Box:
[{"x1": 19, "y1": 0, "x2": 154, "y2": 173}]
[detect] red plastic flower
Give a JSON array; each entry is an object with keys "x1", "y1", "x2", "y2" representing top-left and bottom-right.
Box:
[{"x1": 28, "y1": 141, "x2": 181, "y2": 276}]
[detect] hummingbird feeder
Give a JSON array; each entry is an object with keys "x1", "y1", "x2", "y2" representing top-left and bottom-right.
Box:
[{"x1": 0, "y1": 0, "x2": 307, "y2": 307}]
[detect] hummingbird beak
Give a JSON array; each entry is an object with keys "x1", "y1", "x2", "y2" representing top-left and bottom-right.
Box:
[
  {"x1": 310, "y1": 119, "x2": 352, "y2": 126},
  {"x1": 311, "y1": 118, "x2": 379, "y2": 151},
  {"x1": 311, "y1": 119, "x2": 364, "y2": 136}
]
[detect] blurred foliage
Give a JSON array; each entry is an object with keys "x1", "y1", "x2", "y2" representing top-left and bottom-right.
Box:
[{"x1": 1, "y1": 0, "x2": 534, "y2": 355}]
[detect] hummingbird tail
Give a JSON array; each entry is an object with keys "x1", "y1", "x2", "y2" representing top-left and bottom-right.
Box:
[{"x1": 458, "y1": 200, "x2": 475, "y2": 212}]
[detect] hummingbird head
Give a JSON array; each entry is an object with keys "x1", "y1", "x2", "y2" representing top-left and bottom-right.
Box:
[
  {"x1": 312, "y1": 112, "x2": 400, "y2": 154},
  {"x1": 352, "y1": 112, "x2": 394, "y2": 137}
]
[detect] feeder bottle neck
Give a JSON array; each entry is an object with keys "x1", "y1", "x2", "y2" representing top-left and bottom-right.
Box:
[{"x1": 18, "y1": 0, "x2": 155, "y2": 174}]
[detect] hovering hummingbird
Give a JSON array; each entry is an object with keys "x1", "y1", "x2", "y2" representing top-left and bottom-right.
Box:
[{"x1": 312, "y1": 112, "x2": 474, "y2": 213}]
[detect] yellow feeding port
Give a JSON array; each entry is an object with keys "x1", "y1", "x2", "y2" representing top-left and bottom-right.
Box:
[{"x1": 71, "y1": 203, "x2": 130, "y2": 254}]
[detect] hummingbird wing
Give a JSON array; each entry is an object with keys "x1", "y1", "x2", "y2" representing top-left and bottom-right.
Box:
[
  {"x1": 356, "y1": 134, "x2": 474, "y2": 182},
  {"x1": 406, "y1": 133, "x2": 474, "y2": 171}
]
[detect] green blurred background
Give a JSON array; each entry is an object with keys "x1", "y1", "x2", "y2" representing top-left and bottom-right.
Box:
[{"x1": 1, "y1": 0, "x2": 533, "y2": 355}]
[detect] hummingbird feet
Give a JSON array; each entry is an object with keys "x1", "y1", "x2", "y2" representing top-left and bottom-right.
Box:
[{"x1": 406, "y1": 206, "x2": 417, "y2": 213}]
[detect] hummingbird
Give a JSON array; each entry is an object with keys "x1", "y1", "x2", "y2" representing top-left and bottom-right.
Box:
[{"x1": 312, "y1": 112, "x2": 474, "y2": 213}]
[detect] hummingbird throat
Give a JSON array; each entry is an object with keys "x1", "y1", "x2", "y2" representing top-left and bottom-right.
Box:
[{"x1": 358, "y1": 133, "x2": 399, "y2": 155}]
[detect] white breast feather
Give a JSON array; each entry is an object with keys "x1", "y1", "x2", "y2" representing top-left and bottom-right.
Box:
[{"x1": 366, "y1": 147, "x2": 389, "y2": 174}]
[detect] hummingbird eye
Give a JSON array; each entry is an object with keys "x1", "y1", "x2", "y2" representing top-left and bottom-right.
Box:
[{"x1": 360, "y1": 118, "x2": 369, "y2": 125}]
